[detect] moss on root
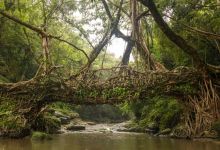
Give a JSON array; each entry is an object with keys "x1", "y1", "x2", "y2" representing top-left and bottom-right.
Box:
[
  {"x1": 0, "y1": 97, "x2": 30, "y2": 138},
  {"x1": 32, "y1": 113, "x2": 61, "y2": 134}
]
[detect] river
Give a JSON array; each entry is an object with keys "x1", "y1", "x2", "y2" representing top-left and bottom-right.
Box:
[{"x1": 0, "y1": 132, "x2": 220, "y2": 150}]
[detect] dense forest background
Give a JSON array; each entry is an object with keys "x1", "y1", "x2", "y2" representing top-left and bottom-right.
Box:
[
  {"x1": 0, "y1": 0, "x2": 220, "y2": 139},
  {"x1": 1, "y1": 0, "x2": 220, "y2": 82}
]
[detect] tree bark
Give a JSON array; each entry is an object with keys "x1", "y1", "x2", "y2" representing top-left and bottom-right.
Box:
[{"x1": 121, "y1": 40, "x2": 135, "y2": 66}]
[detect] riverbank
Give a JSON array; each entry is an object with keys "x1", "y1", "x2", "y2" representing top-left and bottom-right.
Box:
[
  {"x1": 60, "y1": 121, "x2": 220, "y2": 141},
  {"x1": 0, "y1": 100, "x2": 219, "y2": 140}
]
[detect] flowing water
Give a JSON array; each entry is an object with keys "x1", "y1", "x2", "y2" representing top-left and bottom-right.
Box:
[{"x1": 0, "y1": 133, "x2": 220, "y2": 150}]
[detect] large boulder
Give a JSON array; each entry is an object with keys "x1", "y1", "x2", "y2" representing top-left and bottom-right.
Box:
[
  {"x1": 54, "y1": 111, "x2": 79, "y2": 124},
  {"x1": 1, "y1": 128, "x2": 31, "y2": 138}
]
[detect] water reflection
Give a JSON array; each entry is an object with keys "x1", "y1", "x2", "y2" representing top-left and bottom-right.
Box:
[{"x1": 0, "y1": 133, "x2": 220, "y2": 150}]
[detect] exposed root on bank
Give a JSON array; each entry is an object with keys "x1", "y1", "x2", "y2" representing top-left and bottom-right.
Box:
[{"x1": 184, "y1": 79, "x2": 220, "y2": 137}]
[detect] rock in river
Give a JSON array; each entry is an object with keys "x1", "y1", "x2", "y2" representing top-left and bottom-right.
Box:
[
  {"x1": 145, "y1": 123, "x2": 159, "y2": 134},
  {"x1": 60, "y1": 117, "x2": 71, "y2": 124},
  {"x1": 66, "y1": 125, "x2": 86, "y2": 131}
]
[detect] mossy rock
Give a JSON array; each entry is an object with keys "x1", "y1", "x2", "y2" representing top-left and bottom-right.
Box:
[
  {"x1": 0, "y1": 128, "x2": 30, "y2": 138},
  {"x1": 49, "y1": 102, "x2": 75, "y2": 116},
  {"x1": 0, "y1": 99, "x2": 30, "y2": 138},
  {"x1": 31, "y1": 132, "x2": 52, "y2": 140}
]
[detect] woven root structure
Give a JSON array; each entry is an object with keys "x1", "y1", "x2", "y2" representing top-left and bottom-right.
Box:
[{"x1": 1, "y1": 66, "x2": 219, "y2": 138}]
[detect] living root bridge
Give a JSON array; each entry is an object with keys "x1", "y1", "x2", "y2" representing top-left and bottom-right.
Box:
[
  {"x1": 0, "y1": 67, "x2": 201, "y2": 105},
  {"x1": 0, "y1": 67, "x2": 218, "y2": 138},
  {"x1": 0, "y1": 67, "x2": 199, "y2": 125}
]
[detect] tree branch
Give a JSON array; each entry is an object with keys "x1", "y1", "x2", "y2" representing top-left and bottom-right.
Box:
[
  {"x1": 51, "y1": 36, "x2": 89, "y2": 61},
  {"x1": 101, "y1": 0, "x2": 113, "y2": 21},
  {"x1": 0, "y1": 10, "x2": 47, "y2": 36},
  {"x1": 184, "y1": 25, "x2": 220, "y2": 40},
  {"x1": 107, "y1": 0, "x2": 130, "y2": 17},
  {"x1": 136, "y1": 10, "x2": 150, "y2": 21},
  {"x1": 0, "y1": 10, "x2": 89, "y2": 61},
  {"x1": 88, "y1": 0, "x2": 124, "y2": 65},
  {"x1": 63, "y1": 17, "x2": 95, "y2": 49}
]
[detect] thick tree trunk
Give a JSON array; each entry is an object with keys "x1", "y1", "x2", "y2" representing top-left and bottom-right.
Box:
[
  {"x1": 138, "y1": 0, "x2": 206, "y2": 71},
  {"x1": 121, "y1": 40, "x2": 135, "y2": 66},
  {"x1": 136, "y1": 41, "x2": 156, "y2": 70},
  {"x1": 131, "y1": 0, "x2": 156, "y2": 70}
]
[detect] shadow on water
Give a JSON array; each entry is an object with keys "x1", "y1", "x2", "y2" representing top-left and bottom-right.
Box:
[{"x1": 0, "y1": 133, "x2": 220, "y2": 150}]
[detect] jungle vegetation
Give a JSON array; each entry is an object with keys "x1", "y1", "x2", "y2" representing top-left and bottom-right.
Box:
[{"x1": 0, "y1": 0, "x2": 220, "y2": 138}]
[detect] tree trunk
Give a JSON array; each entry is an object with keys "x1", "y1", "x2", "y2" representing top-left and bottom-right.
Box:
[
  {"x1": 121, "y1": 40, "x2": 135, "y2": 66},
  {"x1": 131, "y1": 0, "x2": 156, "y2": 70},
  {"x1": 42, "y1": 36, "x2": 50, "y2": 74}
]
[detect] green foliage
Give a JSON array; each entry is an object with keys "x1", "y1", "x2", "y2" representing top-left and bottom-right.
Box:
[
  {"x1": 118, "y1": 101, "x2": 134, "y2": 117},
  {"x1": 0, "y1": 20, "x2": 38, "y2": 82},
  {"x1": 138, "y1": 96, "x2": 182, "y2": 130},
  {"x1": 118, "y1": 96, "x2": 182, "y2": 130},
  {"x1": 0, "y1": 0, "x2": 220, "y2": 138},
  {"x1": 152, "y1": 28, "x2": 190, "y2": 69},
  {"x1": 107, "y1": 87, "x2": 130, "y2": 99},
  {"x1": 151, "y1": 0, "x2": 220, "y2": 68}
]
